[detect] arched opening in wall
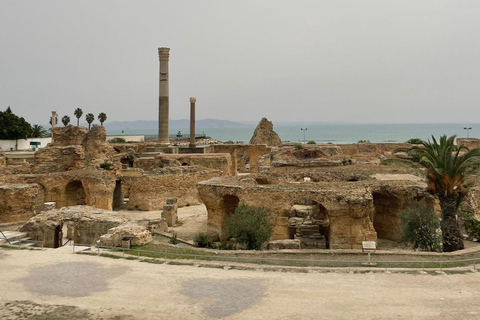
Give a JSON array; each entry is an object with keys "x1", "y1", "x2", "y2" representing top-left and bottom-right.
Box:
[
  {"x1": 372, "y1": 191, "x2": 402, "y2": 241},
  {"x1": 181, "y1": 163, "x2": 188, "y2": 166},
  {"x1": 35, "y1": 184, "x2": 46, "y2": 213},
  {"x1": 121, "y1": 157, "x2": 134, "y2": 168},
  {"x1": 223, "y1": 195, "x2": 240, "y2": 218},
  {"x1": 65, "y1": 180, "x2": 87, "y2": 206},
  {"x1": 289, "y1": 200, "x2": 330, "y2": 249},
  {"x1": 112, "y1": 180, "x2": 124, "y2": 210}
]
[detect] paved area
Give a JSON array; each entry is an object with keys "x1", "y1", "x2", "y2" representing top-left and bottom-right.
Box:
[{"x1": 1, "y1": 247, "x2": 480, "y2": 319}]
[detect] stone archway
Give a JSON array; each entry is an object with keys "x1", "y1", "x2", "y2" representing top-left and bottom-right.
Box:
[
  {"x1": 289, "y1": 200, "x2": 330, "y2": 249},
  {"x1": 218, "y1": 195, "x2": 240, "y2": 240},
  {"x1": 65, "y1": 180, "x2": 87, "y2": 206},
  {"x1": 223, "y1": 195, "x2": 240, "y2": 218},
  {"x1": 372, "y1": 191, "x2": 402, "y2": 241}
]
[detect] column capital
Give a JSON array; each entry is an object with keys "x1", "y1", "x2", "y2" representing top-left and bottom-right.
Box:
[
  {"x1": 190, "y1": 97, "x2": 197, "y2": 103},
  {"x1": 158, "y1": 47, "x2": 170, "y2": 61}
]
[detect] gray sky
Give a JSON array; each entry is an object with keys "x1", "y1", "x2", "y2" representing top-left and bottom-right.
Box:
[{"x1": 1, "y1": 0, "x2": 480, "y2": 125}]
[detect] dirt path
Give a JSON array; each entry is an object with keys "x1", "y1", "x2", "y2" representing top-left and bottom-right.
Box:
[{"x1": 1, "y1": 247, "x2": 480, "y2": 319}]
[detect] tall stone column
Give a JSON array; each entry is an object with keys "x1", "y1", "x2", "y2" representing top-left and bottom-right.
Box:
[
  {"x1": 158, "y1": 47, "x2": 170, "y2": 143},
  {"x1": 51, "y1": 111, "x2": 57, "y2": 128},
  {"x1": 51, "y1": 111, "x2": 57, "y2": 143},
  {"x1": 189, "y1": 97, "x2": 196, "y2": 148}
]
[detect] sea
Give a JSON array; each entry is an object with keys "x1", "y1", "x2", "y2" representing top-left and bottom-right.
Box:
[{"x1": 106, "y1": 123, "x2": 478, "y2": 144}]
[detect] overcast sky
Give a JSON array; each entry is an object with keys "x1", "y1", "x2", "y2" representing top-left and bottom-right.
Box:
[{"x1": 1, "y1": 1, "x2": 480, "y2": 125}]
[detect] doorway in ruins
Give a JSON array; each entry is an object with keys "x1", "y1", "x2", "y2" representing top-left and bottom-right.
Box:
[
  {"x1": 223, "y1": 195, "x2": 240, "y2": 217},
  {"x1": 371, "y1": 191, "x2": 403, "y2": 241},
  {"x1": 65, "y1": 180, "x2": 87, "y2": 206},
  {"x1": 288, "y1": 200, "x2": 330, "y2": 249},
  {"x1": 220, "y1": 195, "x2": 240, "y2": 240},
  {"x1": 112, "y1": 180, "x2": 124, "y2": 210}
]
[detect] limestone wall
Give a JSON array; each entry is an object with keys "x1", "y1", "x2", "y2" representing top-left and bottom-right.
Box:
[
  {"x1": 0, "y1": 184, "x2": 41, "y2": 223},
  {"x1": 2, "y1": 170, "x2": 117, "y2": 211},
  {"x1": 123, "y1": 168, "x2": 222, "y2": 210},
  {"x1": 20, "y1": 206, "x2": 126, "y2": 247},
  {"x1": 197, "y1": 177, "x2": 377, "y2": 249},
  {"x1": 134, "y1": 153, "x2": 232, "y2": 174},
  {"x1": 33, "y1": 125, "x2": 120, "y2": 173}
]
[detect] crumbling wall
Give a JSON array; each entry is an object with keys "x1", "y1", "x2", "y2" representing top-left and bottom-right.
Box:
[
  {"x1": 2, "y1": 170, "x2": 117, "y2": 210},
  {"x1": 371, "y1": 184, "x2": 435, "y2": 241},
  {"x1": 198, "y1": 177, "x2": 377, "y2": 249},
  {"x1": 20, "y1": 206, "x2": 127, "y2": 247},
  {"x1": 250, "y1": 117, "x2": 282, "y2": 146},
  {"x1": 0, "y1": 184, "x2": 41, "y2": 223},
  {"x1": 123, "y1": 168, "x2": 222, "y2": 210},
  {"x1": 134, "y1": 153, "x2": 232, "y2": 174},
  {"x1": 33, "y1": 125, "x2": 120, "y2": 173}
]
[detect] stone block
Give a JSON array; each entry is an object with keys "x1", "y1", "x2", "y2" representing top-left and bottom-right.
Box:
[
  {"x1": 44, "y1": 202, "x2": 56, "y2": 211},
  {"x1": 267, "y1": 239, "x2": 301, "y2": 250},
  {"x1": 162, "y1": 204, "x2": 177, "y2": 227}
]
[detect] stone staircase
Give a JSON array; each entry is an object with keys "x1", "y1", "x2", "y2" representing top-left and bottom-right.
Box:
[{"x1": 0, "y1": 231, "x2": 35, "y2": 248}]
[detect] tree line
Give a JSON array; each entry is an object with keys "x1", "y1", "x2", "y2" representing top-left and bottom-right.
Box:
[{"x1": 1, "y1": 107, "x2": 108, "y2": 140}]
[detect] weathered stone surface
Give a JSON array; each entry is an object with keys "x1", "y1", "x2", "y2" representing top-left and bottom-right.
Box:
[
  {"x1": 198, "y1": 177, "x2": 377, "y2": 249},
  {"x1": 98, "y1": 223, "x2": 152, "y2": 247},
  {"x1": 33, "y1": 125, "x2": 120, "y2": 173},
  {"x1": 2, "y1": 169, "x2": 117, "y2": 210},
  {"x1": 250, "y1": 117, "x2": 282, "y2": 147},
  {"x1": 267, "y1": 239, "x2": 301, "y2": 250},
  {"x1": 0, "y1": 152, "x2": 6, "y2": 168},
  {"x1": 162, "y1": 198, "x2": 178, "y2": 227},
  {"x1": 20, "y1": 206, "x2": 128, "y2": 248},
  {"x1": 457, "y1": 138, "x2": 480, "y2": 150},
  {"x1": 123, "y1": 168, "x2": 221, "y2": 210},
  {"x1": 0, "y1": 184, "x2": 42, "y2": 223}
]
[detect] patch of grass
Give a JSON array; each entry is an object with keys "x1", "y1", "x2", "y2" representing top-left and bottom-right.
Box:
[
  {"x1": 198, "y1": 264, "x2": 225, "y2": 269},
  {"x1": 167, "y1": 261, "x2": 194, "y2": 266}
]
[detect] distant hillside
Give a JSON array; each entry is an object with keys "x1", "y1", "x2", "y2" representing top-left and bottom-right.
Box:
[{"x1": 105, "y1": 119, "x2": 251, "y2": 130}]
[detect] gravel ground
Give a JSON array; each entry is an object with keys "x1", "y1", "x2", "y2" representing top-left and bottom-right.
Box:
[{"x1": 2, "y1": 247, "x2": 480, "y2": 319}]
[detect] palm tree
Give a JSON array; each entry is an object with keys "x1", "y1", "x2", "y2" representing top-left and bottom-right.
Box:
[
  {"x1": 61, "y1": 115, "x2": 70, "y2": 126},
  {"x1": 85, "y1": 113, "x2": 94, "y2": 130},
  {"x1": 30, "y1": 124, "x2": 48, "y2": 138},
  {"x1": 98, "y1": 112, "x2": 107, "y2": 126},
  {"x1": 395, "y1": 135, "x2": 480, "y2": 252},
  {"x1": 74, "y1": 108, "x2": 83, "y2": 126}
]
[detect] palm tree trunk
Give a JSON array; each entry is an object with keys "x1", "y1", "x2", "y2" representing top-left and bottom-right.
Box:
[
  {"x1": 439, "y1": 196, "x2": 464, "y2": 252},
  {"x1": 77, "y1": 118, "x2": 79, "y2": 126}
]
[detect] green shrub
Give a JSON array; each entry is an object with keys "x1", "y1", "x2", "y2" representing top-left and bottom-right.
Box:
[
  {"x1": 217, "y1": 240, "x2": 236, "y2": 250},
  {"x1": 398, "y1": 201, "x2": 441, "y2": 251},
  {"x1": 108, "y1": 137, "x2": 126, "y2": 143},
  {"x1": 194, "y1": 233, "x2": 214, "y2": 248},
  {"x1": 224, "y1": 203, "x2": 273, "y2": 250},
  {"x1": 99, "y1": 162, "x2": 113, "y2": 170},
  {"x1": 169, "y1": 234, "x2": 179, "y2": 245},
  {"x1": 225, "y1": 140, "x2": 234, "y2": 144},
  {"x1": 406, "y1": 138, "x2": 423, "y2": 144},
  {"x1": 307, "y1": 140, "x2": 316, "y2": 144},
  {"x1": 357, "y1": 140, "x2": 370, "y2": 143},
  {"x1": 463, "y1": 211, "x2": 480, "y2": 240},
  {"x1": 294, "y1": 144, "x2": 303, "y2": 150}
]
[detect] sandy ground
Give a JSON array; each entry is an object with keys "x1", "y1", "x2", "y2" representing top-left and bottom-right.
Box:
[
  {"x1": 1, "y1": 247, "x2": 480, "y2": 320},
  {"x1": 116, "y1": 205, "x2": 208, "y2": 241}
]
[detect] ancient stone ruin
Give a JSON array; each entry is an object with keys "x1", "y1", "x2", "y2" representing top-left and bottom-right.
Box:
[{"x1": 250, "y1": 117, "x2": 282, "y2": 146}]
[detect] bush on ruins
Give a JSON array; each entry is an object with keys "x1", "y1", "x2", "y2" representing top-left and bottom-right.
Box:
[{"x1": 224, "y1": 203, "x2": 273, "y2": 250}]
